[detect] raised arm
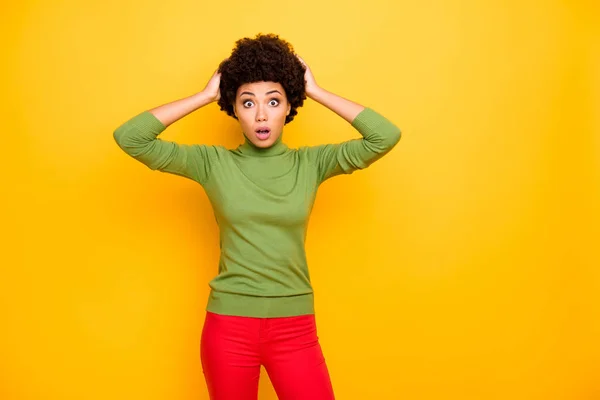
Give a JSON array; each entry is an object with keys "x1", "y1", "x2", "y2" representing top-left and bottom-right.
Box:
[
  {"x1": 113, "y1": 70, "x2": 222, "y2": 184},
  {"x1": 297, "y1": 56, "x2": 401, "y2": 183}
]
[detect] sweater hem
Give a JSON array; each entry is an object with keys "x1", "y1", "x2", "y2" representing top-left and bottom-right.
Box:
[{"x1": 205, "y1": 290, "x2": 315, "y2": 318}]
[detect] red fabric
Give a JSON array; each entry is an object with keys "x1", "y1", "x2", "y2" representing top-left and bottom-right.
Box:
[{"x1": 201, "y1": 311, "x2": 335, "y2": 400}]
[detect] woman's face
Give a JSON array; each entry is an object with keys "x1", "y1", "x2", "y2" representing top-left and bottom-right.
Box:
[{"x1": 233, "y1": 81, "x2": 291, "y2": 148}]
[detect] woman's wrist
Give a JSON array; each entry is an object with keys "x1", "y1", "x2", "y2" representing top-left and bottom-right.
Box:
[
  {"x1": 196, "y1": 90, "x2": 218, "y2": 106},
  {"x1": 306, "y1": 85, "x2": 322, "y2": 101}
]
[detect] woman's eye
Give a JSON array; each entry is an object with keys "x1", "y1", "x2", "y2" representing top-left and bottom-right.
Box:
[{"x1": 242, "y1": 99, "x2": 279, "y2": 107}]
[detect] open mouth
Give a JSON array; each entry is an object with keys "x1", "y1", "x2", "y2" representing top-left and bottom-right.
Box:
[{"x1": 255, "y1": 128, "x2": 271, "y2": 141}]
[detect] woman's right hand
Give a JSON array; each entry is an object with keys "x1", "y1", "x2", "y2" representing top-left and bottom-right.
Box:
[{"x1": 203, "y1": 70, "x2": 222, "y2": 103}]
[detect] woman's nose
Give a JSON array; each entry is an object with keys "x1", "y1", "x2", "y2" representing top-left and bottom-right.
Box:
[{"x1": 256, "y1": 106, "x2": 267, "y2": 121}]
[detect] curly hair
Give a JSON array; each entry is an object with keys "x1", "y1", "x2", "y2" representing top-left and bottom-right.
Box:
[{"x1": 217, "y1": 33, "x2": 307, "y2": 125}]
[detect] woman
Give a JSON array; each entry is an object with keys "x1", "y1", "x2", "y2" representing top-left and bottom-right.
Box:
[{"x1": 113, "y1": 33, "x2": 401, "y2": 400}]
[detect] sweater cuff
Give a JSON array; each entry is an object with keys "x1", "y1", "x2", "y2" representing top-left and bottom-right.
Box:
[
  {"x1": 351, "y1": 107, "x2": 387, "y2": 132},
  {"x1": 131, "y1": 111, "x2": 167, "y2": 134}
]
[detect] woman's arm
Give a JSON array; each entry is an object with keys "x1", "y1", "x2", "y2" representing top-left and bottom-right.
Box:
[
  {"x1": 148, "y1": 70, "x2": 221, "y2": 127},
  {"x1": 297, "y1": 56, "x2": 364, "y2": 123},
  {"x1": 297, "y1": 56, "x2": 401, "y2": 183},
  {"x1": 112, "y1": 70, "x2": 222, "y2": 184},
  {"x1": 308, "y1": 87, "x2": 365, "y2": 124}
]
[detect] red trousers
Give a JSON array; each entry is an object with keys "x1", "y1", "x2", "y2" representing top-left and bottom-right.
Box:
[{"x1": 200, "y1": 311, "x2": 335, "y2": 400}]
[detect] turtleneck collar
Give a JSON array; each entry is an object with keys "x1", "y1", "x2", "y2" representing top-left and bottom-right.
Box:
[{"x1": 236, "y1": 132, "x2": 289, "y2": 157}]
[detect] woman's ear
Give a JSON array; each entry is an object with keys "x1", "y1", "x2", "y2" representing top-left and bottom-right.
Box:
[{"x1": 286, "y1": 103, "x2": 291, "y2": 116}]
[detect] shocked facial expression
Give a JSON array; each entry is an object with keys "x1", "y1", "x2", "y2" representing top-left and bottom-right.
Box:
[{"x1": 233, "y1": 81, "x2": 291, "y2": 148}]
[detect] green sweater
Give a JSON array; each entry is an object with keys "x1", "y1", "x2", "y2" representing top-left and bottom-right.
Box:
[{"x1": 113, "y1": 107, "x2": 401, "y2": 317}]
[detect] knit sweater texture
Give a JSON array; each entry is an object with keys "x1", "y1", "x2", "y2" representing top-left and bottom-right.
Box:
[{"x1": 113, "y1": 107, "x2": 401, "y2": 317}]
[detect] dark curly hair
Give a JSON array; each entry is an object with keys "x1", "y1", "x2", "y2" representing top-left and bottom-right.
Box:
[{"x1": 217, "y1": 33, "x2": 307, "y2": 125}]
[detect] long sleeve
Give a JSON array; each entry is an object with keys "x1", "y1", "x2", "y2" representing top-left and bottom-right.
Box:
[
  {"x1": 308, "y1": 107, "x2": 401, "y2": 184},
  {"x1": 113, "y1": 111, "x2": 219, "y2": 185}
]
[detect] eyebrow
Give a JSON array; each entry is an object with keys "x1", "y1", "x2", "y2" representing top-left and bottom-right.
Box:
[{"x1": 239, "y1": 90, "x2": 282, "y2": 97}]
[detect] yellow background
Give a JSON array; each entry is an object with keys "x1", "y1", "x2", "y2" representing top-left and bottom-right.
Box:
[{"x1": 1, "y1": 1, "x2": 598, "y2": 399}]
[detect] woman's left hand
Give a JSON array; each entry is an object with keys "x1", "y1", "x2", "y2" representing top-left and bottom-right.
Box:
[{"x1": 297, "y1": 56, "x2": 320, "y2": 99}]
